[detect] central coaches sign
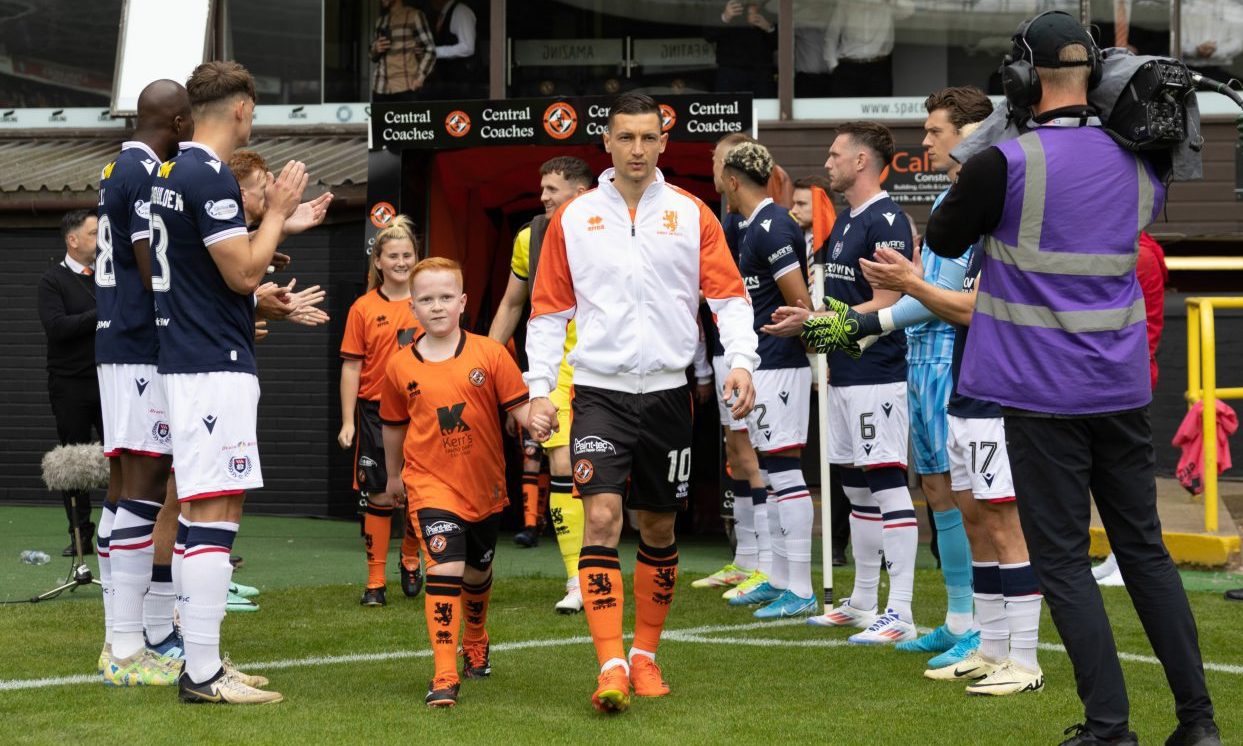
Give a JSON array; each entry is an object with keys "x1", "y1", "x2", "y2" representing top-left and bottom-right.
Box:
[{"x1": 372, "y1": 93, "x2": 752, "y2": 150}]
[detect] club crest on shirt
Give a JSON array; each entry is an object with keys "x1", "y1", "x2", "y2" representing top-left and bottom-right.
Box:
[
  {"x1": 468, "y1": 368, "x2": 486, "y2": 387},
  {"x1": 660, "y1": 210, "x2": 679, "y2": 234},
  {"x1": 832, "y1": 240, "x2": 844, "y2": 260}
]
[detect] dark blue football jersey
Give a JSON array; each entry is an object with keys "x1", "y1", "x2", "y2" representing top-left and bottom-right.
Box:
[
  {"x1": 711, "y1": 210, "x2": 746, "y2": 358},
  {"x1": 738, "y1": 200, "x2": 809, "y2": 370},
  {"x1": 96, "y1": 142, "x2": 161, "y2": 365},
  {"x1": 149, "y1": 143, "x2": 256, "y2": 375},
  {"x1": 947, "y1": 244, "x2": 1001, "y2": 418},
  {"x1": 823, "y1": 192, "x2": 913, "y2": 387}
]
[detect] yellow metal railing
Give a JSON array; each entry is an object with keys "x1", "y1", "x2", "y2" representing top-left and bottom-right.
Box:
[{"x1": 1185, "y1": 297, "x2": 1243, "y2": 533}]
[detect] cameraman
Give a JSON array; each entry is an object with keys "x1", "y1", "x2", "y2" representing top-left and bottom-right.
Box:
[{"x1": 924, "y1": 12, "x2": 1220, "y2": 746}]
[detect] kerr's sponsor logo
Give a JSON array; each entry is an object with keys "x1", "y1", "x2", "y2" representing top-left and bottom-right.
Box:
[
  {"x1": 445, "y1": 110, "x2": 472, "y2": 137},
  {"x1": 542, "y1": 102, "x2": 578, "y2": 140}
]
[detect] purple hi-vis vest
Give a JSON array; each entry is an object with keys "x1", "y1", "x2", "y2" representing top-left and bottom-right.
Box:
[{"x1": 959, "y1": 126, "x2": 1164, "y2": 415}]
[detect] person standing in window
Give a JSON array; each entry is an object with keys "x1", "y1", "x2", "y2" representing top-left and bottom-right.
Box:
[
  {"x1": 371, "y1": 0, "x2": 437, "y2": 103},
  {"x1": 1180, "y1": 0, "x2": 1243, "y2": 83},
  {"x1": 426, "y1": 0, "x2": 480, "y2": 99},
  {"x1": 706, "y1": 2, "x2": 778, "y2": 97},
  {"x1": 823, "y1": 0, "x2": 914, "y2": 97}
]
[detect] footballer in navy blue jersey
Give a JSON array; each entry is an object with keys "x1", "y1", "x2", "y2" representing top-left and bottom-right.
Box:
[
  {"x1": 150, "y1": 143, "x2": 256, "y2": 374},
  {"x1": 719, "y1": 140, "x2": 819, "y2": 611},
  {"x1": 822, "y1": 191, "x2": 913, "y2": 387},
  {"x1": 92, "y1": 81, "x2": 195, "y2": 687},
  {"x1": 738, "y1": 199, "x2": 809, "y2": 371},
  {"x1": 97, "y1": 142, "x2": 162, "y2": 365},
  {"x1": 766, "y1": 124, "x2": 920, "y2": 634},
  {"x1": 164, "y1": 60, "x2": 306, "y2": 705}
]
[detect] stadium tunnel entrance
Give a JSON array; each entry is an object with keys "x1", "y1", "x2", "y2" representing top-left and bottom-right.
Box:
[{"x1": 366, "y1": 94, "x2": 753, "y2": 536}]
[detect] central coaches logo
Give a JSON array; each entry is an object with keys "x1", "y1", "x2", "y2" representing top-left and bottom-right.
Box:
[
  {"x1": 573, "y1": 435, "x2": 615, "y2": 455},
  {"x1": 226, "y1": 455, "x2": 253, "y2": 480},
  {"x1": 659, "y1": 103, "x2": 677, "y2": 133},
  {"x1": 445, "y1": 110, "x2": 471, "y2": 137},
  {"x1": 542, "y1": 102, "x2": 578, "y2": 140}
]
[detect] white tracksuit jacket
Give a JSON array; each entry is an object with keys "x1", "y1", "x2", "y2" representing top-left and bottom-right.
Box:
[{"x1": 525, "y1": 167, "x2": 759, "y2": 398}]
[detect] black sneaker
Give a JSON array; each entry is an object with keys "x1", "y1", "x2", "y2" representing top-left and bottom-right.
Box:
[
  {"x1": 360, "y1": 587, "x2": 387, "y2": 606},
  {"x1": 513, "y1": 527, "x2": 540, "y2": 548},
  {"x1": 229, "y1": 555, "x2": 244, "y2": 569},
  {"x1": 1059, "y1": 724, "x2": 1139, "y2": 745},
  {"x1": 1167, "y1": 720, "x2": 1222, "y2": 746},
  {"x1": 831, "y1": 552, "x2": 847, "y2": 567},
  {"x1": 425, "y1": 677, "x2": 460, "y2": 707},
  {"x1": 400, "y1": 561, "x2": 423, "y2": 598},
  {"x1": 462, "y1": 640, "x2": 491, "y2": 679},
  {"x1": 1225, "y1": 588, "x2": 1243, "y2": 601}
]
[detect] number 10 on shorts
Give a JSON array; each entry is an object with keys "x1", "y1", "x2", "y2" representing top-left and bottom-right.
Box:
[{"x1": 666, "y1": 448, "x2": 691, "y2": 483}]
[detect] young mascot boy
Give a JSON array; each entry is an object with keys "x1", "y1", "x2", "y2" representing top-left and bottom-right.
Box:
[{"x1": 380, "y1": 257, "x2": 549, "y2": 708}]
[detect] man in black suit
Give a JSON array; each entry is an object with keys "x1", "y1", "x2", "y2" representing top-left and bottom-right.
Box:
[{"x1": 37, "y1": 209, "x2": 103, "y2": 556}]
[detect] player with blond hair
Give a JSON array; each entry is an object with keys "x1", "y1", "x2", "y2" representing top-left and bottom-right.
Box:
[{"x1": 381, "y1": 257, "x2": 547, "y2": 708}]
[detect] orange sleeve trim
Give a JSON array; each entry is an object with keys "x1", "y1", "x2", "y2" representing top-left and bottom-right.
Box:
[
  {"x1": 692, "y1": 197, "x2": 748, "y2": 301},
  {"x1": 528, "y1": 202, "x2": 577, "y2": 320}
]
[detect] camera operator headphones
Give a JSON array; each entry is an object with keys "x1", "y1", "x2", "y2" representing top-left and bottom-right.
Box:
[{"x1": 1000, "y1": 10, "x2": 1103, "y2": 111}]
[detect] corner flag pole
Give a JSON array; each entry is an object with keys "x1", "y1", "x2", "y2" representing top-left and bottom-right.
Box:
[{"x1": 811, "y1": 262, "x2": 833, "y2": 608}]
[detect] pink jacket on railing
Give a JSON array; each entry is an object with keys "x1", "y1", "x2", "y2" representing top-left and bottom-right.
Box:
[{"x1": 1173, "y1": 400, "x2": 1238, "y2": 495}]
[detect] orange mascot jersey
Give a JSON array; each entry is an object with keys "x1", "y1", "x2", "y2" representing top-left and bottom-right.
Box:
[
  {"x1": 340, "y1": 288, "x2": 421, "y2": 401},
  {"x1": 379, "y1": 331, "x2": 529, "y2": 522}
]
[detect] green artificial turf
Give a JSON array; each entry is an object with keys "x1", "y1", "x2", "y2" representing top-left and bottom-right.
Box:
[{"x1": 1, "y1": 507, "x2": 1239, "y2": 746}]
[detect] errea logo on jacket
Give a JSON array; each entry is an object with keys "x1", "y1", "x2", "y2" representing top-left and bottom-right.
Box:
[{"x1": 587, "y1": 215, "x2": 604, "y2": 231}]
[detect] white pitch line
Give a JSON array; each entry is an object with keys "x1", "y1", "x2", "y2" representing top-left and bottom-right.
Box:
[{"x1": 2, "y1": 618, "x2": 1239, "y2": 692}]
